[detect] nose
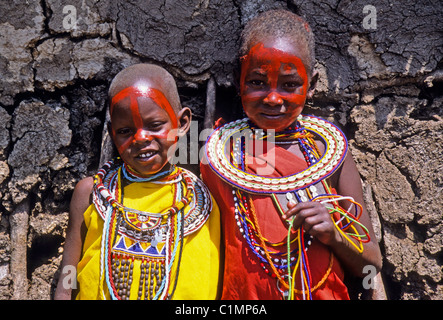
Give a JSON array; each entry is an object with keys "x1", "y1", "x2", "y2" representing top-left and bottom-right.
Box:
[
  {"x1": 133, "y1": 128, "x2": 153, "y2": 143},
  {"x1": 263, "y1": 92, "x2": 283, "y2": 106}
]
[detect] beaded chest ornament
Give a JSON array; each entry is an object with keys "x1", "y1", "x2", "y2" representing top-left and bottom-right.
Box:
[
  {"x1": 93, "y1": 158, "x2": 212, "y2": 300},
  {"x1": 205, "y1": 114, "x2": 370, "y2": 299}
]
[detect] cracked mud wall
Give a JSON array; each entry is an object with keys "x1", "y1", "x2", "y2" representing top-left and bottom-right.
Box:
[{"x1": 0, "y1": 0, "x2": 441, "y2": 300}]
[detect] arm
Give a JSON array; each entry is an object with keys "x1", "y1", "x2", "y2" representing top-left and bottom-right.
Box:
[
  {"x1": 331, "y1": 151, "x2": 383, "y2": 276},
  {"x1": 283, "y1": 152, "x2": 382, "y2": 278},
  {"x1": 53, "y1": 177, "x2": 93, "y2": 300}
]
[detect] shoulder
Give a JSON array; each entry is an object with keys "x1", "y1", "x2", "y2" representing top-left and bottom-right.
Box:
[
  {"x1": 199, "y1": 159, "x2": 213, "y2": 177},
  {"x1": 72, "y1": 176, "x2": 94, "y2": 202},
  {"x1": 75, "y1": 176, "x2": 94, "y2": 194},
  {"x1": 69, "y1": 176, "x2": 94, "y2": 220},
  {"x1": 199, "y1": 160, "x2": 220, "y2": 191},
  {"x1": 329, "y1": 149, "x2": 361, "y2": 193},
  {"x1": 306, "y1": 116, "x2": 351, "y2": 188}
]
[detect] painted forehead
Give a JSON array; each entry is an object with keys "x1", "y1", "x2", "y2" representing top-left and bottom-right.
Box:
[
  {"x1": 243, "y1": 37, "x2": 310, "y2": 66},
  {"x1": 240, "y1": 42, "x2": 308, "y2": 82},
  {"x1": 110, "y1": 84, "x2": 178, "y2": 129}
]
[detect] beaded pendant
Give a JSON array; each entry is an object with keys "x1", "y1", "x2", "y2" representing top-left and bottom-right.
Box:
[{"x1": 93, "y1": 158, "x2": 212, "y2": 300}]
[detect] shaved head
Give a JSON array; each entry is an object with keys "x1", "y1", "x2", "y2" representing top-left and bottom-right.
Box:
[
  {"x1": 108, "y1": 63, "x2": 181, "y2": 113},
  {"x1": 240, "y1": 10, "x2": 315, "y2": 75}
]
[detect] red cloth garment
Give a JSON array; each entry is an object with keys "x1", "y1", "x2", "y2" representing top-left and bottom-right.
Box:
[{"x1": 201, "y1": 140, "x2": 350, "y2": 300}]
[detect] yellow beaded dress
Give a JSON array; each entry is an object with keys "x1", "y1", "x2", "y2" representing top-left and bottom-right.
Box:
[{"x1": 76, "y1": 162, "x2": 220, "y2": 300}]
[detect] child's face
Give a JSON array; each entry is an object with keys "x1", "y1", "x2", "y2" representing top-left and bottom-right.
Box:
[
  {"x1": 240, "y1": 37, "x2": 312, "y2": 132},
  {"x1": 110, "y1": 85, "x2": 180, "y2": 177}
]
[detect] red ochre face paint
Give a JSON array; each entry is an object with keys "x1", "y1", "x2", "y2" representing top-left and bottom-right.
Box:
[
  {"x1": 239, "y1": 42, "x2": 310, "y2": 131},
  {"x1": 110, "y1": 85, "x2": 178, "y2": 155},
  {"x1": 240, "y1": 42, "x2": 308, "y2": 107}
]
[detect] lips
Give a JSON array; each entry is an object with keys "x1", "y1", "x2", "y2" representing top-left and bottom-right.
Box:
[{"x1": 261, "y1": 113, "x2": 285, "y2": 119}]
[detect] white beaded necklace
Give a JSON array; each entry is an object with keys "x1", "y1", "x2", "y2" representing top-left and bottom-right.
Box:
[{"x1": 205, "y1": 114, "x2": 348, "y2": 194}]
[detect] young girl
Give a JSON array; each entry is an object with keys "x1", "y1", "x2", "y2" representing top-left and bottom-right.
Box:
[
  {"x1": 55, "y1": 63, "x2": 220, "y2": 300},
  {"x1": 201, "y1": 9, "x2": 382, "y2": 300}
]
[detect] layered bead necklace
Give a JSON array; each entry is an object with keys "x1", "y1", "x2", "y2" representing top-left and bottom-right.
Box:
[
  {"x1": 205, "y1": 114, "x2": 370, "y2": 299},
  {"x1": 93, "y1": 158, "x2": 212, "y2": 300}
]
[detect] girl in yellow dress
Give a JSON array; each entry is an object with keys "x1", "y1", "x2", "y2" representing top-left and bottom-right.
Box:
[{"x1": 54, "y1": 63, "x2": 220, "y2": 300}]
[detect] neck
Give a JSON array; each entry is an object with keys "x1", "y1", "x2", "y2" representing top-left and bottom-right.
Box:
[
  {"x1": 122, "y1": 162, "x2": 176, "y2": 183},
  {"x1": 247, "y1": 119, "x2": 304, "y2": 135}
]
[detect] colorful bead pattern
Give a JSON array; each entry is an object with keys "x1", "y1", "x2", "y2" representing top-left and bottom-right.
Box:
[
  {"x1": 205, "y1": 116, "x2": 369, "y2": 299},
  {"x1": 232, "y1": 188, "x2": 313, "y2": 276},
  {"x1": 92, "y1": 158, "x2": 212, "y2": 299},
  {"x1": 205, "y1": 114, "x2": 348, "y2": 194}
]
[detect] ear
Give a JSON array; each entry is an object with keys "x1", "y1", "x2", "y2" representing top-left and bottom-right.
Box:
[
  {"x1": 307, "y1": 70, "x2": 319, "y2": 99},
  {"x1": 176, "y1": 107, "x2": 192, "y2": 137},
  {"x1": 107, "y1": 121, "x2": 114, "y2": 140}
]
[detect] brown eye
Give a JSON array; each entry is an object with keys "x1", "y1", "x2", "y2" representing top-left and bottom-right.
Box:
[
  {"x1": 249, "y1": 79, "x2": 265, "y2": 87},
  {"x1": 116, "y1": 128, "x2": 132, "y2": 135},
  {"x1": 147, "y1": 122, "x2": 165, "y2": 131},
  {"x1": 282, "y1": 81, "x2": 302, "y2": 91}
]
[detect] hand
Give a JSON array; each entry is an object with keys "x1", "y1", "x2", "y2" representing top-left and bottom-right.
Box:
[{"x1": 282, "y1": 201, "x2": 339, "y2": 247}]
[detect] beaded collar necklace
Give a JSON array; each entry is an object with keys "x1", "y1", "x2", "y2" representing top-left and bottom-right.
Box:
[
  {"x1": 92, "y1": 158, "x2": 212, "y2": 300},
  {"x1": 205, "y1": 114, "x2": 348, "y2": 194}
]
